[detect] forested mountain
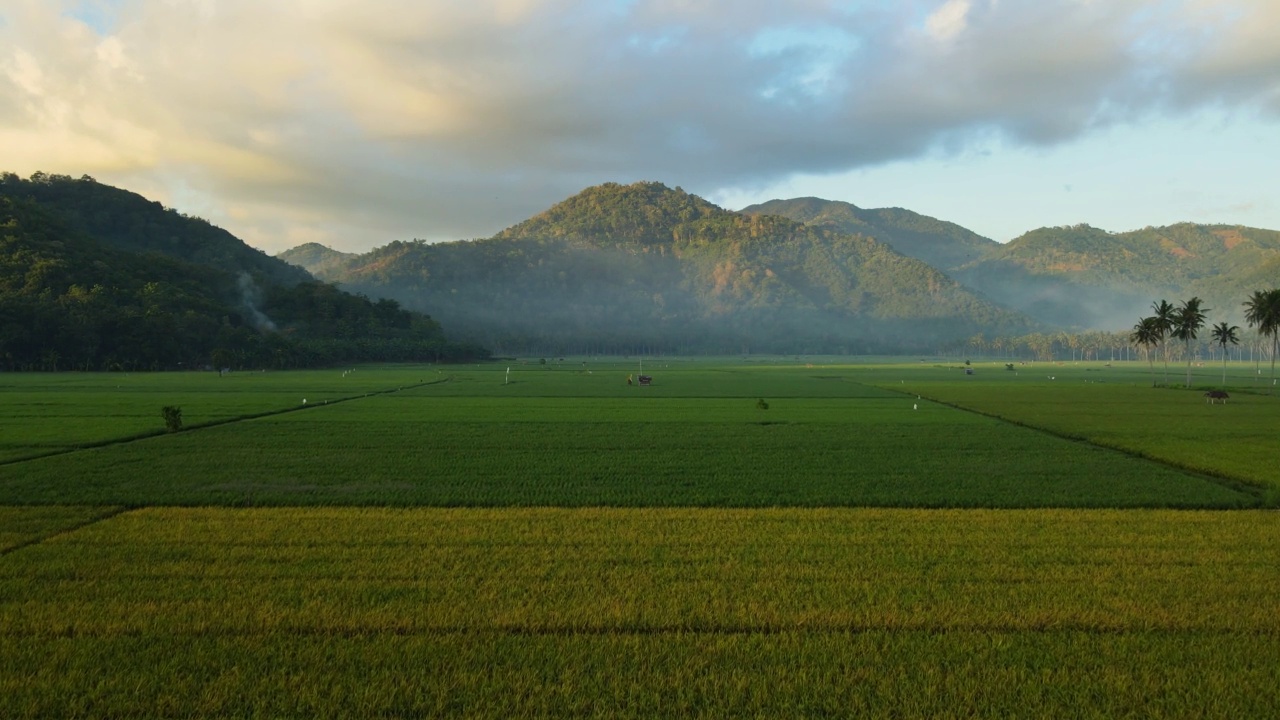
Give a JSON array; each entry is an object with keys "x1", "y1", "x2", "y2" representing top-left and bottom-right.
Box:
[
  {"x1": 964, "y1": 223, "x2": 1280, "y2": 324},
  {"x1": 0, "y1": 173, "x2": 485, "y2": 370},
  {"x1": 746, "y1": 197, "x2": 1280, "y2": 329},
  {"x1": 281, "y1": 182, "x2": 1037, "y2": 355},
  {"x1": 2, "y1": 172, "x2": 310, "y2": 287},
  {"x1": 741, "y1": 197, "x2": 998, "y2": 273},
  {"x1": 279, "y1": 242, "x2": 358, "y2": 278}
]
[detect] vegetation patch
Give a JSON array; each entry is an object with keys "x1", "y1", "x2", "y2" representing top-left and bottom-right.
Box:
[
  {"x1": 869, "y1": 363, "x2": 1280, "y2": 494},
  {"x1": 0, "y1": 366, "x2": 1252, "y2": 508},
  {"x1": 2, "y1": 507, "x2": 1277, "y2": 717}
]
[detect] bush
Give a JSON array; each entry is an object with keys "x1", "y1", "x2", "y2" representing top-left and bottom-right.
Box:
[
  {"x1": 161, "y1": 406, "x2": 183, "y2": 433},
  {"x1": 756, "y1": 398, "x2": 769, "y2": 410}
]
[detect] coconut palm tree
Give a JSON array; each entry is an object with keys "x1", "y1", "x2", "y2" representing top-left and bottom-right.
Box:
[
  {"x1": 1130, "y1": 316, "x2": 1161, "y2": 387},
  {"x1": 1151, "y1": 299, "x2": 1175, "y2": 386},
  {"x1": 1210, "y1": 321, "x2": 1239, "y2": 389},
  {"x1": 1243, "y1": 288, "x2": 1280, "y2": 392},
  {"x1": 1170, "y1": 297, "x2": 1209, "y2": 389}
]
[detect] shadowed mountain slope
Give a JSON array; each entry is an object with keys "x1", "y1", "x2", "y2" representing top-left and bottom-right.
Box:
[
  {"x1": 1, "y1": 172, "x2": 484, "y2": 370},
  {"x1": 743, "y1": 196, "x2": 1280, "y2": 328},
  {"x1": 282, "y1": 182, "x2": 1037, "y2": 354}
]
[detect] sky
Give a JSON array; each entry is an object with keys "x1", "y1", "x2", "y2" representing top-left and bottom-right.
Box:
[{"x1": 2, "y1": 0, "x2": 1278, "y2": 254}]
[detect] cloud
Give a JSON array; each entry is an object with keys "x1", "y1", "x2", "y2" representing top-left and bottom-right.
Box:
[
  {"x1": 926, "y1": 0, "x2": 971, "y2": 42},
  {"x1": 1, "y1": 0, "x2": 1278, "y2": 252}
]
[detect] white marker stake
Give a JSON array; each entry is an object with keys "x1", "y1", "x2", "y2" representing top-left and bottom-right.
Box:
[{"x1": 505, "y1": 367, "x2": 510, "y2": 385}]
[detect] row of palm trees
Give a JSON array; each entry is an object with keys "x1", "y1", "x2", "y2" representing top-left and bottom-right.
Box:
[{"x1": 1130, "y1": 289, "x2": 1280, "y2": 390}]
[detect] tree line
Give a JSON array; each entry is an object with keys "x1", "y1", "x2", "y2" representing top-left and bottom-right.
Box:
[{"x1": 1129, "y1": 289, "x2": 1280, "y2": 389}]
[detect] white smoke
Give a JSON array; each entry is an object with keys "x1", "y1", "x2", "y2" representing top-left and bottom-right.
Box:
[{"x1": 237, "y1": 272, "x2": 277, "y2": 332}]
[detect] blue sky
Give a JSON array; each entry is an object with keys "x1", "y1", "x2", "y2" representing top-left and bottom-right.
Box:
[
  {"x1": 2, "y1": 0, "x2": 1278, "y2": 253},
  {"x1": 715, "y1": 109, "x2": 1278, "y2": 241}
]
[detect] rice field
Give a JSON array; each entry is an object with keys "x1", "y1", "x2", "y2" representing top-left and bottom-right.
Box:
[
  {"x1": 3, "y1": 507, "x2": 1278, "y2": 718},
  {"x1": 0, "y1": 367, "x2": 438, "y2": 463},
  {"x1": 1, "y1": 358, "x2": 1277, "y2": 717},
  {"x1": 0, "y1": 360, "x2": 1260, "y2": 507},
  {"x1": 862, "y1": 359, "x2": 1280, "y2": 494}
]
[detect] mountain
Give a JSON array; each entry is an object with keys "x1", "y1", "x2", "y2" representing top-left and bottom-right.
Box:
[
  {"x1": 0, "y1": 172, "x2": 485, "y2": 370},
  {"x1": 278, "y1": 242, "x2": 358, "y2": 277},
  {"x1": 956, "y1": 223, "x2": 1280, "y2": 327},
  {"x1": 742, "y1": 197, "x2": 1280, "y2": 328},
  {"x1": 283, "y1": 182, "x2": 1037, "y2": 355},
  {"x1": 741, "y1": 197, "x2": 997, "y2": 273},
  {"x1": 3, "y1": 171, "x2": 310, "y2": 287}
]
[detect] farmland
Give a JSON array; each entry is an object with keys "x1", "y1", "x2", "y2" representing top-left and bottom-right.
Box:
[
  {"x1": 0, "y1": 360, "x2": 1261, "y2": 507},
  {"x1": 1, "y1": 358, "x2": 1277, "y2": 717}
]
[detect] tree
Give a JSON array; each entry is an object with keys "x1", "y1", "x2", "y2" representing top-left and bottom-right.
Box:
[
  {"x1": 1243, "y1": 288, "x2": 1280, "y2": 393},
  {"x1": 1210, "y1": 321, "x2": 1239, "y2": 389},
  {"x1": 1150, "y1": 299, "x2": 1175, "y2": 386},
  {"x1": 161, "y1": 406, "x2": 183, "y2": 433},
  {"x1": 1130, "y1": 316, "x2": 1161, "y2": 387},
  {"x1": 1170, "y1": 297, "x2": 1209, "y2": 389}
]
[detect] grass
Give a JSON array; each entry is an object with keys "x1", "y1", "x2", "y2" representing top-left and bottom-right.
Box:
[
  {"x1": 861, "y1": 359, "x2": 1280, "y2": 493},
  {"x1": 0, "y1": 505, "x2": 122, "y2": 553},
  {"x1": 0, "y1": 366, "x2": 1254, "y2": 507},
  {"x1": 2, "y1": 506, "x2": 1277, "y2": 717},
  {"x1": 0, "y1": 367, "x2": 437, "y2": 463},
  {"x1": 1, "y1": 359, "x2": 1277, "y2": 716}
]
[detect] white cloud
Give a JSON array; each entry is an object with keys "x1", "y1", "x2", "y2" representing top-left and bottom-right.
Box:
[
  {"x1": 926, "y1": 0, "x2": 970, "y2": 42},
  {"x1": 0, "y1": 0, "x2": 1278, "y2": 252}
]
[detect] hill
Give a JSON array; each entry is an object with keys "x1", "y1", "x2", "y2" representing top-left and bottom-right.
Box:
[
  {"x1": 743, "y1": 197, "x2": 1280, "y2": 328},
  {"x1": 955, "y1": 223, "x2": 1280, "y2": 327},
  {"x1": 0, "y1": 172, "x2": 485, "y2": 370},
  {"x1": 284, "y1": 182, "x2": 1037, "y2": 355},
  {"x1": 2, "y1": 172, "x2": 310, "y2": 287},
  {"x1": 277, "y1": 242, "x2": 358, "y2": 278},
  {"x1": 741, "y1": 197, "x2": 998, "y2": 273}
]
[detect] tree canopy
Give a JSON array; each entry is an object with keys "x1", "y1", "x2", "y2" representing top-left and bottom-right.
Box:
[{"x1": 0, "y1": 173, "x2": 486, "y2": 371}]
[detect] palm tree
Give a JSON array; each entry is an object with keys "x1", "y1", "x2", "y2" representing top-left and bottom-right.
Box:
[
  {"x1": 1151, "y1": 299, "x2": 1175, "y2": 386},
  {"x1": 1130, "y1": 316, "x2": 1161, "y2": 387},
  {"x1": 1170, "y1": 297, "x2": 1209, "y2": 389},
  {"x1": 1210, "y1": 321, "x2": 1239, "y2": 389},
  {"x1": 1243, "y1": 288, "x2": 1280, "y2": 392}
]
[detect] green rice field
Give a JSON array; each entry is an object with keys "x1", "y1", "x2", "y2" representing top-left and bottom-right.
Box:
[{"x1": 1, "y1": 358, "x2": 1277, "y2": 717}]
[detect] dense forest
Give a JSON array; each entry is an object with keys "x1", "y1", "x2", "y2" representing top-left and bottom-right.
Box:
[
  {"x1": 0, "y1": 173, "x2": 486, "y2": 371},
  {"x1": 284, "y1": 182, "x2": 1038, "y2": 355},
  {"x1": 741, "y1": 197, "x2": 998, "y2": 275},
  {"x1": 750, "y1": 198, "x2": 1280, "y2": 329}
]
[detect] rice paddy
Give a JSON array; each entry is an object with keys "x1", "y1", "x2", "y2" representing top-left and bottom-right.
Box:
[{"x1": 1, "y1": 358, "x2": 1276, "y2": 717}]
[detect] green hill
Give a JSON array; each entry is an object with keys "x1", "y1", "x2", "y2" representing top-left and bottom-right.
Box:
[
  {"x1": 744, "y1": 196, "x2": 1280, "y2": 328},
  {"x1": 957, "y1": 223, "x2": 1280, "y2": 327},
  {"x1": 2, "y1": 172, "x2": 310, "y2": 287},
  {"x1": 277, "y1": 242, "x2": 358, "y2": 278},
  {"x1": 285, "y1": 182, "x2": 1037, "y2": 355},
  {"x1": 0, "y1": 173, "x2": 484, "y2": 370},
  {"x1": 741, "y1": 197, "x2": 997, "y2": 272}
]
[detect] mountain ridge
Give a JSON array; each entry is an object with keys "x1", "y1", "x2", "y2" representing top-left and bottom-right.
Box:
[
  {"x1": 281, "y1": 182, "x2": 1038, "y2": 354},
  {"x1": 743, "y1": 197, "x2": 1280, "y2": 328}
]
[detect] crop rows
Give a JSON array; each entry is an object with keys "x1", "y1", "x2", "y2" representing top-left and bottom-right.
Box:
[
  {"x1": 0, "y1": 394, "x2": 1251, "y2": 507},
  {"x1": 871, "y1": 365, "x2": 1280, "y2": 492},
  {"x1": 2, "y1": 507, "x2": 1277, "y2": 717},
  {"x1": 0, "y1": 506, "x2": 120, "y2": 553},
  {"x1": 0, "y1": 367, "x2": 437, "y2": 462}
]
